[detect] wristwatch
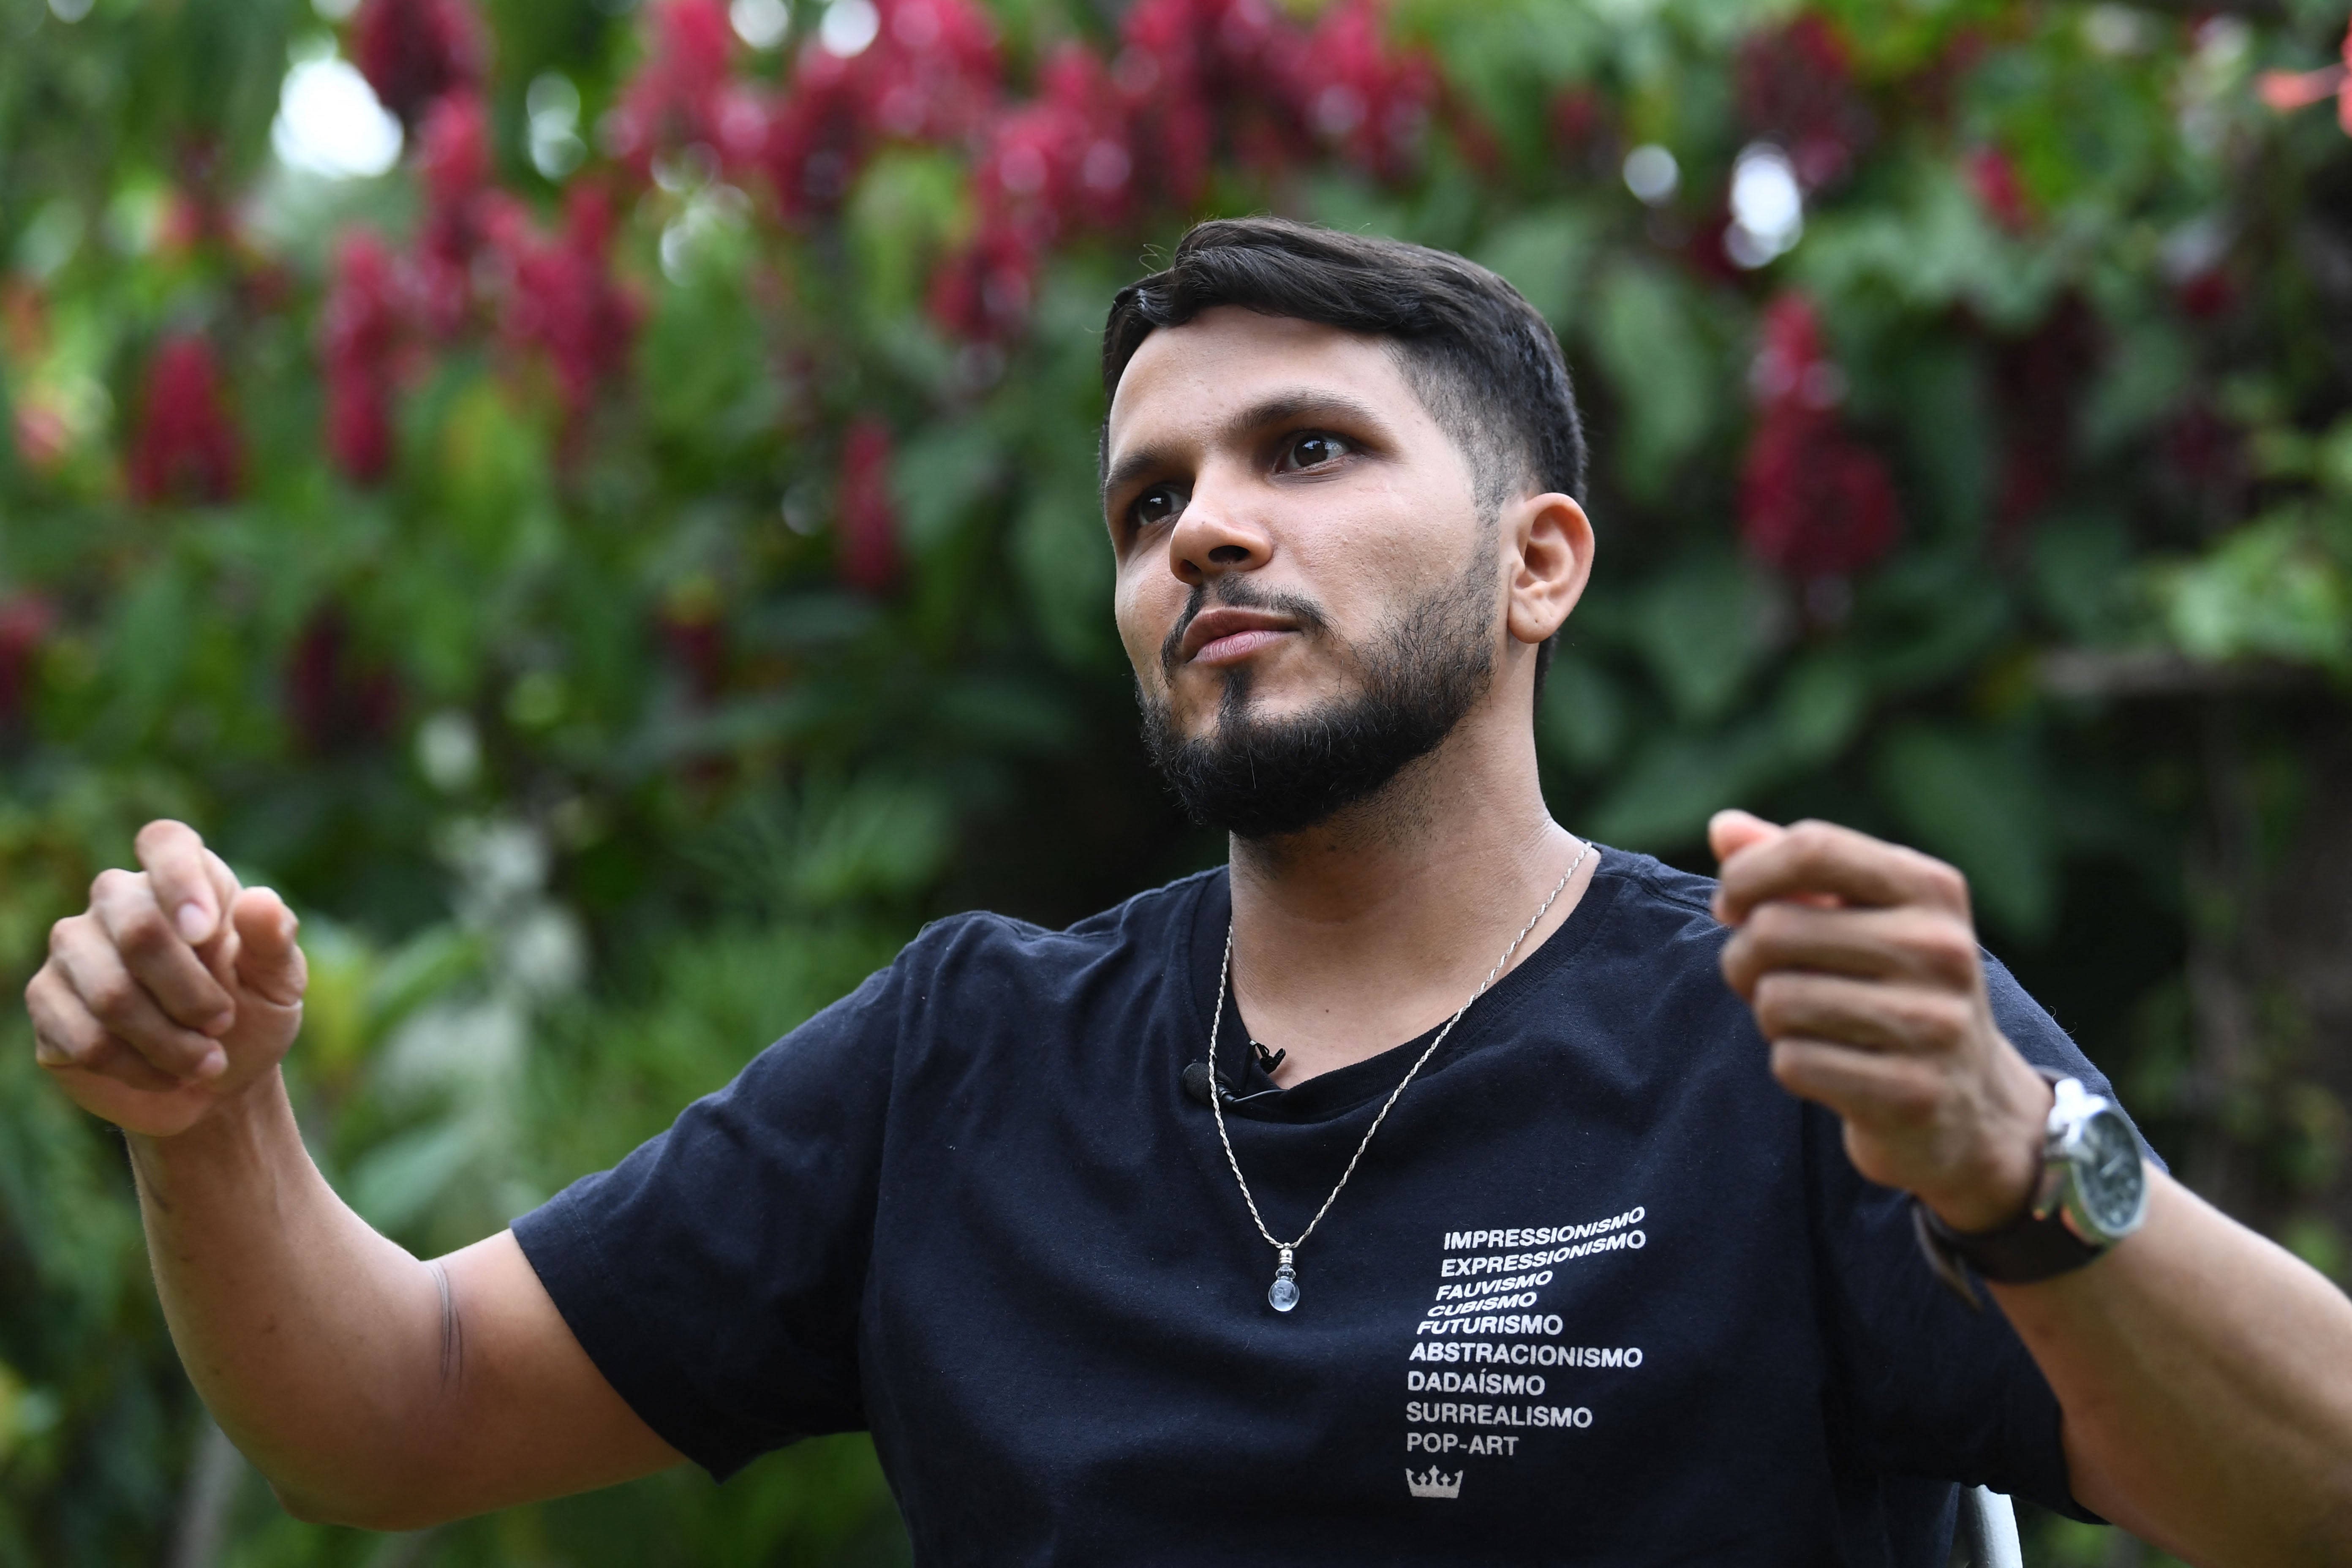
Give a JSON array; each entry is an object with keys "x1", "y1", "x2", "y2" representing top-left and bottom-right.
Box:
[{"x1": 1913, "y1": 1072, "x2": 2149, "y2": 1310}]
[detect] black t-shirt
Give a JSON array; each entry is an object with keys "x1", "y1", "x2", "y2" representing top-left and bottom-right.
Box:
[{"x1": 514, "y1": 850, "x2": 2135, "y2": 1565}]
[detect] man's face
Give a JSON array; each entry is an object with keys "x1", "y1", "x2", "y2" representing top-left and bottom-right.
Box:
[{"x1": 1103, "y1": 309, "x2": 1503, "y2": 835}]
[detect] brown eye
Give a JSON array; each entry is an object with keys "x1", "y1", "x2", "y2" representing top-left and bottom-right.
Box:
[
  {"x1": 1281, "y1": 432, "x2": 1350, "y2": 471},
  {"x1": 1132, "y1": 485, "x2": 1185, "y2": 528}
]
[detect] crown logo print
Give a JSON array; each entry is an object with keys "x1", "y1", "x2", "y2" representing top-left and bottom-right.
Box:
[{"x1": 1406, "y1": 1467, "x2": 1463, "y2": 1499}]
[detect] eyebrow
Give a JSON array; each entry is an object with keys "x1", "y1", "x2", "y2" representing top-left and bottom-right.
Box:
[{"x1": 1100, "y1": 388, "x2": 1394, "y2": 510}]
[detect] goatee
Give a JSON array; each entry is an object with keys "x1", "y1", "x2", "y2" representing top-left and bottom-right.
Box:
[{"x1": 1140, "y1": 551, "x2": 1497, "y2": 841}]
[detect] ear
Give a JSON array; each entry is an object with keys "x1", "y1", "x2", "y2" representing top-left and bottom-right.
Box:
[{"x1": 1503, "y1": 492, "x2": 1595, "y2": 647}]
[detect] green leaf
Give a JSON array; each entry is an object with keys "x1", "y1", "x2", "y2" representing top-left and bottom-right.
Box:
[
  {"x1": 1585, "y1": 261, "x2": 1715, "y2": 500},
  {"x1": 2029, "y1": 510, "x2": 2136, "y2": 643},
  {"x1": 2154, "y1": 512, "x2": 2352, "y2": 673},
  {"x1": 1632, "y1": 549, "x2": 1772, "y2": 724},
  {"x1": 1013, "y1": 482, "x2": 1115, "y2": 667},
  {"x1": 1873, "y1": 723, "x2": 2055, "y2": 939},
  {"x1": 1587, "y1": 724, "x2": 1782, "y2": 850},
  {"x1": 789, "y1": 775, "x2": 954, "y2": 906},
  {"x1": 1474, "y1": 204, "x2": 1596, "y2": 330},
  {"x1": 848, "y1": 149, "x2": 972, "y2": 328},
  {"x1": 892, "y1": 420, "x2": 1002, "y2": 558},
  {"x1": 1539, "y1": 653, "x2": 1627, "y2": 773},
  {"x1": 346, "y1": 1118, "x2": 474, "y2": 1237},
  {"x1": 2080, "y1": 316, "x2": 2194, "y2": 457},
  {"x1": 1890, "y1": 340, "x2": 1994, "y2": 539},
  {"x1": 1772, "y1": 652, "x2": 1867, "y2": 767}
]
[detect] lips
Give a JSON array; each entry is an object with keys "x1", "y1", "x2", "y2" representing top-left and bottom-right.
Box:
[{"x1": 1178, "y1": 607, "x2": 1296, "y2": 665}]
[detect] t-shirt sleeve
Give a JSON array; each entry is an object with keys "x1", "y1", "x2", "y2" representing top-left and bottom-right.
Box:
[
  {"x1": 509, "y1": 957, "x2": 906, "y2": 1480},
  {"x1": 1807, "y1": 959, "x2": 2154, "y2": 1524}
]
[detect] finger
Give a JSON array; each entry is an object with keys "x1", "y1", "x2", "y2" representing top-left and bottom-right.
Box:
[
  {"x1": 1767, "y1": 1037, "x2": 1942, "y2": 1127},
  {"x1": 50, "y1": 916, "x2": 226, "y2": 1079},
  {"x1": 1714, "y1": 819, "x2": 1971, "y2": 926},
  {"x1": 90, "y1": 870, "x2": 236, "y2": 1034},
  {"x1": 26, "y1": 964, "x2": 100, "y2": 1067},
  {"x1": 27, "y1": 966, "x2": 185, "y2": 1092},
  {"x1": 231, "y1": 888, "x2": 307, "y2": 1009},
  {"x1": 192, "y1": 849, "x2": 247, "y2": 980},
  {"x1": 1750, "y1": 972, "x2": 1978, "y2": 1058},
  {"x1": 1709, "y1": 811, "x2": 1789, "y2": 925},
  {"x1": 65, "y1": 1034, "x2": 188, "y2": 1094},
  {"x1": 1708, "y1": 809, "x2": 1783, "y2": 866},
  {"x1": 133, "y1": 820, "x2": 221, "y2": 945},
  {"x1": 1720, "y1": 901, "x2": 1981, "y2": 998}
]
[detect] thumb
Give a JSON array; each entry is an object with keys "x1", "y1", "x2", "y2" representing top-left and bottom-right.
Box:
[
  {"x1": 1708, "y1": 808, "x2": 1784, "y2": 866},
  {"x1": 230, "y1": 888, "x2": 308, "y2": 1008}
]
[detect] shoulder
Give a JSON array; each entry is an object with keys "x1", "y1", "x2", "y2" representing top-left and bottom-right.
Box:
[
  {"x1": 888, "y1": 868, "x2": 1220, "y2": 988},
  {"x1": 1507, "y1": 847, "x2": 1751, "y2": 1051},
  {"x1": 1584, "y1": 847, "x2": 1733, "y2": 956}
]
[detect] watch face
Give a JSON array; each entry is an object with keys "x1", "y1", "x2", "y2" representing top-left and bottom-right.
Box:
[{"x1": 2074, "y1": 1109, "x2": 2147, "y2": 1239}]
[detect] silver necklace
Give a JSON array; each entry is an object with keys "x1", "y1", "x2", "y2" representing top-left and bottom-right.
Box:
[{"x1": 1207, "y1": 839, "x2": 1596, "y2": 1313}]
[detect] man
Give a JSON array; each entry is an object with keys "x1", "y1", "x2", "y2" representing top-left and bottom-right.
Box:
[{"x1": 27, "y1": 219, "x2": 2352, "y2": 1564}]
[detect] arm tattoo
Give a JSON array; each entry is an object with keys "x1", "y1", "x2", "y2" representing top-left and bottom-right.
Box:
[{"x1": 427, "y1": 1260, "x2": 465, "y2": 1391}]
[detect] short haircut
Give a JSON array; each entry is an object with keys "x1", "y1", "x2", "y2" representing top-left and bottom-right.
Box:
[{"x1": 1100, "y1": 217, "x2": 1588, "y2": 689}]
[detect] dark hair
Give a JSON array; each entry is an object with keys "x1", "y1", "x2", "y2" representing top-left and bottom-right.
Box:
[{"x1": 1101, "y1": 216, "x2": 1588, "y2": 692}]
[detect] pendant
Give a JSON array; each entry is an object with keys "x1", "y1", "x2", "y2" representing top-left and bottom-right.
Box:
[{"x1": 1268, "y1": 1246, "x2": 1299, "y2": 1312}]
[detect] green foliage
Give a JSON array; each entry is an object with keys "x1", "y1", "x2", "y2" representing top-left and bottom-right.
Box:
[{"x1": 4, "y1": 0, "x2": 2352, "y2": 1562}]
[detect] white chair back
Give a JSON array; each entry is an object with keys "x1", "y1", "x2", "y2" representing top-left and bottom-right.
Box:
[{"x1": 1960, "y1": 1486, "x2": 2024, "y2": 1568}]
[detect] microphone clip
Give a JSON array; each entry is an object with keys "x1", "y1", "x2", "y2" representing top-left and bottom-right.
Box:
[{"x1": 1181, "y1": 1061, "x2": 1284, "y2": 1108}]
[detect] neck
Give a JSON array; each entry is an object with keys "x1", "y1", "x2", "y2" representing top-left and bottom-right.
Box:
[{"x1": 1224, "y1": 702, "x2": 1592, "y2": 1086}]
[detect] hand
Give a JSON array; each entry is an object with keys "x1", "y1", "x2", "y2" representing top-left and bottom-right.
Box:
[
  {"x1": 1709, "y1": 810, "x2": 2054, "y2": 1233},
  {"x1": 24, "y1": 820, "x2": 308, "y2": 1139}
]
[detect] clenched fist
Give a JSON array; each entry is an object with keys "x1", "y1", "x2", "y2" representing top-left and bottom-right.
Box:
[
  {"x1": 25, "y1": 820, "x2": 307, "y2": 1139},
  {"x1": 1709, "y1": 810, "x2": 2055, "y2": 1234}
]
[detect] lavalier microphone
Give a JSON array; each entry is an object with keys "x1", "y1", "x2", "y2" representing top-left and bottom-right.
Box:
[{"x1": 1182, "y1": 1062, "x2": 1282, "y2": 1108}]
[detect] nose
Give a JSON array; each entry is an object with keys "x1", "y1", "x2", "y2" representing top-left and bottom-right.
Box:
[{"x1": 1165, "y1": 469, "x2": 1272, "y2": 588}]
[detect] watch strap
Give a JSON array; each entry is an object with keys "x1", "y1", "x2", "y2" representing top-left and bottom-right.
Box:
[
  {"x1": 1911, "y1": 1067, "x2": 2106, "y2": 1310},
  {"x1": 1915, "y1": 1192, "x2": 2103, "y2": 1306}
]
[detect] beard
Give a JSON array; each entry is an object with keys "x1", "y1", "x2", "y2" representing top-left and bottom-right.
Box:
[{"x1": 1139, "y1": 547, "x2": 1498, "y2": 841}]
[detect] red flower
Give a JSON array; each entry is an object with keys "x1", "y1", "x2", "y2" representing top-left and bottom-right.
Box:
[
  {"x1": 1547, "y1": 88, "x2": 1619, "y2": 177},
  {"x1": 128, "y1": 332, "x2": 242, "y2": 505},
  {"x1": 763, "y1": 0, "x2": 1001, "y2": 219},
  {"x1": 1115, "y1": 0, "x2": 1312, "y2": 204},
  {"x1": 286, "y1": 606, "x2": 400, "y2": 754},
  {"x1": 1738, "y1": 295, "x2": 1900, "y2": 584},
  {"x1": 487, "y1": 185, "x2": 640, "y2": 420},
  {"x1": 606, "y1": 0, "x2": 770, "y2": 177},
  {"x1": 414, "y1": 90, "x2": 501, "y2": 336},
  {"x1": 763, "y1": 54, "x2": 869, "y2": 217},
  {"x1": 928, "y1": 220, "x2": 1041, "y2": 343},
  {"x1": 2165, "y1": 403, "x2": 2242, "y2": 492},
  {"x1": 657, "y1": 593, "x2": 728, "y2": 698},
  {"x1": 837, "y1": 417, "x2": 900, "y2": 594},
  {"x1": 1296, "y1": 0, "x2": 1435, "y2": 182},
  {"x1": 1736, "y1": 14, "x2": 1872, "y2": 190},
  {"x1": 349, "y1": 0, "x2": 485, "y2": 131},
  {"x1": 940, "y1": 40, "x2": 1133, "y2": 335},
  {"x1": 2175, "y1": 267, "x2": 2235, "y2": 320},
  {"x1": 1990, "y1": 295, "x2": 2098, "y2": 532},
  {"x1": 419, "y1": 87, "x2": 492, "y2": 213},
  {"x1": 321, "y1": 229, "x2": 406, "y2": 484},
  {"x1": 0, "y1": 593, "x2": 57, "y2": 725},
  {"x1": 857, "y1": 0, "x2": 1001, "y2": 141},
  {"x1": 1740, "y1": 420, "x2": 1901, "y2": 584},
  {"x1": 1965, "y1": 146, "x2": 2030, "y2": 234}
]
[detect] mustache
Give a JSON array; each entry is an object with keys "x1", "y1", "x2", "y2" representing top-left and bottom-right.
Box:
[{"x1": 1158, "y1": 578, "x2": 1332, "y2": 679}]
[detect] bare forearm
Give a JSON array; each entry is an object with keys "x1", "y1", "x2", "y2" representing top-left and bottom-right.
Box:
[
  {"x1": 129, "y1": 1068, "x2": 451, "y2": 1524},
  {"x1": 35, "y1": 822, "x2": 677, "y2": 1528},
  {"x1": 1996, "y1": 1172, "x2": 2352, "y2": 1565}
]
